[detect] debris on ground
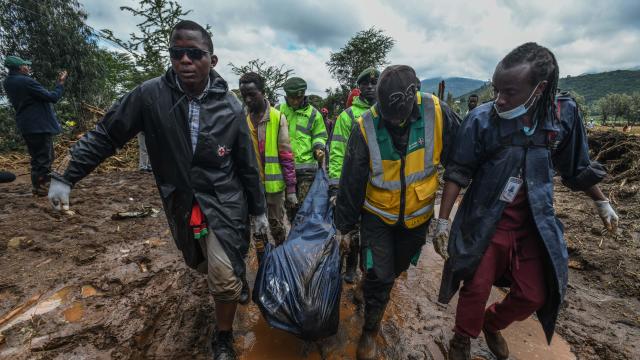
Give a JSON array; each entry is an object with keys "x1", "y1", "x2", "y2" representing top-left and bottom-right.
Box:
[
  {"x1": 0, "y1": 129, "x2": 638, "y2": 359},
  {"x1": 111, "y1": 206, "x2": 160, "y2": 220}
]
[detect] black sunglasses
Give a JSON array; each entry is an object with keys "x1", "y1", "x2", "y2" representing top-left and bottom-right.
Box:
[{"x1": 169, "y1": 47, "x2": 210, "y2": 60}]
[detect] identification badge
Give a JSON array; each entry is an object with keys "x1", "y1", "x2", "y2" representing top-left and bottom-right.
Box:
[{"x1": 499, "y1": 177, "x2": 523, "y2": 203}]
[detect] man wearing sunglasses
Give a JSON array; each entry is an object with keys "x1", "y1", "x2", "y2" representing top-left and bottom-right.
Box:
[
  {"x1": 328, "y1": 67, "x2": 379, "y2": 285},
  {"x1": 47, "y1": 20, "x2": 266, "y2": 360}
]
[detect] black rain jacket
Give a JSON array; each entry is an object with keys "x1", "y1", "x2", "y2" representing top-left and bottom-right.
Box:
[{"x1": 58, "y1": 68, "x2": 266, "y2": 279}]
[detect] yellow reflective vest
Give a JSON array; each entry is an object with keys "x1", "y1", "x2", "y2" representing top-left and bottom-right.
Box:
[
  {"x1": 247, "y1": 107, "x2": 286, "y2": 193},
  {"x1": 358, "y1": 92, "x2": 444, "y2": 228}
]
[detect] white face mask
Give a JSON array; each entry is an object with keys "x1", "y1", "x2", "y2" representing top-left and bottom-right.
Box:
[{"x1": 493, "y1": 82, "x2": 541, "y2": 120}]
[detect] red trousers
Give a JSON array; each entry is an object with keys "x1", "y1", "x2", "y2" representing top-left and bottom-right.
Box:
[{"x1": 454, "y1": 220, "x2": 547, "y2": 338}]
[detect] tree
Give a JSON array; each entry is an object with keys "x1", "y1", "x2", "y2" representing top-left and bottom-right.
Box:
[
  {"x1": 597, "y1": 96, "x2": 612, "y2": 125},
  {"x1": 323, "y1": 86, "x2": 350, "y2": 119},
  {"x1": 597, "y1": 93, "x2": 633, "y2": 125},
  {"x1": 629, "y1": 92, "x2": 640, "y2": 125},
  {"x1": 326, "y1": 28, "x2": 395, "y2": 90},
  {"x1": 567, "y1": 90, "x2": 587, "y2": 117},
  {"x1": 229, "y1": 59, "x2": 294, "y2": 104},
  {"x1": 94, "y1": 50, "x2": 138, "y2": 102},
  {"x1": 446, "y1": 92, "x2": 454, "y2": 105},
  {"x1": 0, "y1": 0, "x2": 115, "y2": 130},
  {"x1": 100, "y1": 0, "x2": 197, "y2": 84}
]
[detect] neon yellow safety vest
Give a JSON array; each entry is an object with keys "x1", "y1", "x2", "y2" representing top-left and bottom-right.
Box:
[
  {"x1": 358, "y1": 92, "x2": 444, "y2": 228},
  {"x1": 247, "y1": 107, "x2": 286, "y2": 193}
]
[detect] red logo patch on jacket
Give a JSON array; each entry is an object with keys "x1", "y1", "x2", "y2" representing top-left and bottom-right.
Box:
[{"x1": 217, "y1": 144, "x2": 231, "y2": 157}]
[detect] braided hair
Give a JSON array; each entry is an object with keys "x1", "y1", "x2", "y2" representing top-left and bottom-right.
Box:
[{"x1": 500, "y1": 42, "x2": 560, "y2": 120}]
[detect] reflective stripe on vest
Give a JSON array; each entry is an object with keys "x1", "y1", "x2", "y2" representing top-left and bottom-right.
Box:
[
  {"x1": 264, "y1": 107, "x2": 285, "y2": 193},
  {"x1": 361, "y1": 93, "x2": 436, "y2": 191},
  {"x1": 295, "y1": 108, "x2": 317, "y2": 136},
  {"x1": 359, "y1": 92, "x2": 443, "y2": 228},
  {"x1": 345, "y1": 107, "x2": 355, "y2": 122}
]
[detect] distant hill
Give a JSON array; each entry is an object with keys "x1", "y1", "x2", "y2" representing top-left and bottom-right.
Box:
[
  {"x1": 420, "y1": 77, "x2": 486, "y2": 98},
  {"x1": 456, "y1": 69, "x2": 640, "y2": 106},
  {"x1": 558, "y1": 70, "x2": 640, "y2": 103}
]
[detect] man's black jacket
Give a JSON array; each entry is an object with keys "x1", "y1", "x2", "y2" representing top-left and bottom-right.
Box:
[{"x1": 59, "y1": 68, "x2": 266, "y2": 278}]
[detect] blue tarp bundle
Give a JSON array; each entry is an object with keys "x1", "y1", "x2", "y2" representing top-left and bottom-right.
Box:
[{"x1": 253, "y1": 169, "x2": 341, "y2": 340}]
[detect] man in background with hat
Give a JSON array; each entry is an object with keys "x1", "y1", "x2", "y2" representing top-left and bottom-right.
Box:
[
  {"x1": 329, "y1": 66, "x2": 379, "y2": 284},
  {"x1": 278, "y1": 77, "x2": 328, "y2": 223},
  {"x1": 334, "y1": 65, "x2": 460, "y2": 359},
  {"x1": 3, "y1": 55, "x2": 67, "y2": 195}
]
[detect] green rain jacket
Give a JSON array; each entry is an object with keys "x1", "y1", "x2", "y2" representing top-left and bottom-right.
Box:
[
  {"x1": 278, "y1": 98, "x2": 327, "y2": 174},
  {"x1": 328, "y1": 96, "x2": 372, "y2": 189}
]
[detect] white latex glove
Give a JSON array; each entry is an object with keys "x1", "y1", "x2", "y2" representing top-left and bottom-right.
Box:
[
  {"x1": 594, "y1": 200, "x2": 619, "y2": 232},
  {"x1": 253, "y1": 213, "x2": 269, "y2": 235},
  {"x1": 431, "y1": 218, "x2": 450, "y2": 260},
  {"x1": 329, "y1": 195, "x2": 337, "y2": 207},
  {"x1": 48, "y1": 178, "x2": 71, "y2": 211},
  {"x1": 286, "y1": 193, "x2": 298, "y2": 206}
]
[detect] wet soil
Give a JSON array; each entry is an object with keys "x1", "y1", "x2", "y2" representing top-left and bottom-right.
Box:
[{"x1": 0, "y1": 166, "x2": 638, "y2": 359}]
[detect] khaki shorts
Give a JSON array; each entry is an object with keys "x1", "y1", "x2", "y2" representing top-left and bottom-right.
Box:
[{"x1": 197, "y1": 231, "x2": 242, "y2": 302}]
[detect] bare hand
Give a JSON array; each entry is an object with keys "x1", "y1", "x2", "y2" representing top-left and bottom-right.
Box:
[
  {"x1": 314, "y1": 148, "x2": 325, "y2": 164},
  {"x1": 57, "y1": 70, "x2": 68, "y2": 84}
]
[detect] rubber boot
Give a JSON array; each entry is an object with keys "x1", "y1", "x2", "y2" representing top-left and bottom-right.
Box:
[
  {"x1": 356, "y1": 328, "x2": 379, "y2": 360},
  {"x1": 343, "y1": 250, "x2": 358, "y2": 284},
  {"x1": 212, "y1": 330, "x2": 237, "y2": 360},
  {"x1": 448, "y1": 333, "x2": 470, "y2": 360},
  {"x1": 32, "y1": 180, "x2": 48, "y2": 197},
  {"x1": 357, "y1": 305, "x2": 384, "y2": 360},
  {"x1": 482, "y1": 326, "x2": 509, "y2": 360}
]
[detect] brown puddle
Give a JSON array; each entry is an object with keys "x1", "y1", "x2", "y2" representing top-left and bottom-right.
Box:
[
  {"x1": 240, "y1": 318, "x2": 321, "y2": 360},
  {"x1": 240, "y1": 291, "x2": 360, "y2": 360},
  {"x1": 0, "y1": 285, "x2": 94, "y2": 330},
  {"x1": 63, "y1": 302, "x2": 84, "y2": 323},
  {"x1": 0, "y1": 286, "x2": 75, "y2": 332},
  {"x1": 81, "y1": 284, "x2": 101, "y2": 298}
]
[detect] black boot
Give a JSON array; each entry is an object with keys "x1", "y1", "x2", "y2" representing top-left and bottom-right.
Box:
[
  {"x1": 448, "y1": 333, "x2": 470, "y2": 360},
  {"x1": 356, "y1": 328, "x2": 379, "y2": 360},
  {"x1": 482, "y1": 326, "x2": 509, "y2": 360},
  {"x1": 343, "y1": 250, "x2": 358, "y2": 284},
  {"x1": 357, "y1": 305, "x2": 385, "y2": 360},
  {"x1": 212, "y1": 330, "x2": 236, "y2": 360}
]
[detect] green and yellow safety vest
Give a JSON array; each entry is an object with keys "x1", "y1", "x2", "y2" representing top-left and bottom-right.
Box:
[
  {"x1": 357, "y1": 92, "x2": 444, "y2": 228},
  {"x1": 247, "y1": 107, "x2": 286, "y2": 193}
]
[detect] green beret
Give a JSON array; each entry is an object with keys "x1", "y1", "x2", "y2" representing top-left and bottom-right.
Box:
[
  {"x1": 4, "y1": 55, "x2": 31, "y2": 68},
  {"x1": 357, "y1": 67, "x2": 380, "y2": 84},
  {"x1": 283, "y1": 77, "x2": 307, "y2": 96}
]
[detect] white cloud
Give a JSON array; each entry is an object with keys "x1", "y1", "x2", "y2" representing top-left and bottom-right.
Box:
[{"x1": 81, "y1": 0, "x2": 640, "y2": 96}]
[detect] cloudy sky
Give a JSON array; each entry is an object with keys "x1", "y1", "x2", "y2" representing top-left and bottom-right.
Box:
[{"x1": 81, "y1": 0, "x2": 640, "y2": 96}]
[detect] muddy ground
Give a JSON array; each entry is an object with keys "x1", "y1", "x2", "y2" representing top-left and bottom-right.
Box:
[{"x1": 0, "y1": 132, "x2": 639, "y2": 359}]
